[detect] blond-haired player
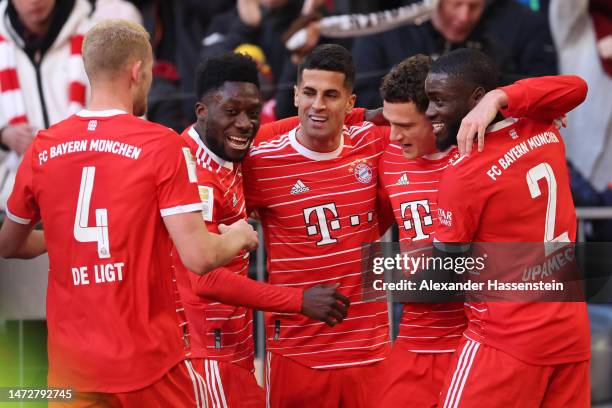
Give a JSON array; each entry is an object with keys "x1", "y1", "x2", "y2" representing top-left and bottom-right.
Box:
[{"x1": 0, "y1": 19, "x2": 257, "y2": 407}]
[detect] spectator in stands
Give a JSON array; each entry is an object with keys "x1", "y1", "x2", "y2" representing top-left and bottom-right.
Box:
[
  {"x1": 138, "y1": 1, "x2": 236, "y2": 130},
  {"x1": 0, "y1": 0, "x2": 91, "y2": 209},
  {"x1": 550, "y1": 0, "x2": 612, "y2": 240},
  {"x1": 352, "y1": 0, "x2": 557, "y2": 108},
  {"x1": 201, "y1": 0, "x2": 351, "y2": 119},
  {"x1": 90, "y1": 0, "x2": 142, "y2": 25},
  {"x1": 201, "y1": 0, "x2": 303, "y2": 119}
]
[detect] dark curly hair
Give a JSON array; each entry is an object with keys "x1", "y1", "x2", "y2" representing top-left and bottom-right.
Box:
[
  {"x1": 298, "y1": 44, "x2": 355, "y2": 91},
  {"x1": 379, "y1": 54, "x2": 431, "y2": 113},
  {"x1": 195, "y1": 52, "x2": 260, "y2": 100}
]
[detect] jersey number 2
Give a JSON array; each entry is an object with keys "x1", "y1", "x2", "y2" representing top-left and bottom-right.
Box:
[
  {"x1": 526, "y1": 162, "x2": 569, "y2": 255},
  {"x1": 73, "y1": 166, "x2": 111, "y2": 258}
]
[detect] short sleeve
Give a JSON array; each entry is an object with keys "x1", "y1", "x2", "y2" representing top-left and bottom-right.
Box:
[
  {"x1": 6, "y1": 146, "x2": 39, "y2": 225},
  {"x1": 155, "y1": 132, "x2": 203, "y2": 217},
  {"x1": 434, "y1": 165, "x2": 481, "y2": 244}
]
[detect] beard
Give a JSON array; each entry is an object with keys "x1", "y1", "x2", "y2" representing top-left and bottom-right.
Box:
[{"x1": 435, "y1": 121, "x2": 460, "y2": 151}]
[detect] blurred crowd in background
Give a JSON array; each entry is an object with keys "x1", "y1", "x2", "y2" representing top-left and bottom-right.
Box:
[{"x1": 0, "y1": 0, "x2": 611, "y2": 239}]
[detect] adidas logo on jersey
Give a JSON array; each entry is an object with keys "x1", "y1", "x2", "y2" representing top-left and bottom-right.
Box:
[
  {"x1": 396, "y1": 173, "x2": 409, "y2": 186},
  {"x1": 290, "y1": 179, "x2": 310, "y2": 195}
]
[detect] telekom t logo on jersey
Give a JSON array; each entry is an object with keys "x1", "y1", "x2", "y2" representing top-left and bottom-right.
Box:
[
  {"x1": 400, "y1": 199, "x2": 433, "y2": 241},
  {"x1": 303, "y1": 203, "x2": 341, "y2": 246},
  {"x1": 302, "y1": 203, "x2": 376, "y2": 245}
]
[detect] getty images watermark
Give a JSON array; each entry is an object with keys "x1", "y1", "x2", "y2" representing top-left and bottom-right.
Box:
[{"x1": 360, "y1": 242, "x2": 612, "y2": 302}]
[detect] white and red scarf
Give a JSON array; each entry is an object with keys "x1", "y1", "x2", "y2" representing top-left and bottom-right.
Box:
[{"x1": 0, "y1": 32, "x2": 87, "y2": 127}]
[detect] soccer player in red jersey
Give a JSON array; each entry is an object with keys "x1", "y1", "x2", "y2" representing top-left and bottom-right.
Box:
[
  {"x1": 376, "y1": 54, "x2": 468, "y2": 408},
  {"x1": 242, "y1": 44, "x2": 391, "y2": 407},
  {"x1": 175, "y1": 52, "x2": 349, "y2": 407},
  {"x1": 374, "y1": 54, "x2": 584, "y2": 408},
  {"x1": 426, "y1": 49, "x2": 590, "y2": 407},
  {"x1": 0, "y1": 20, "x2": 258, "y2": 407}
]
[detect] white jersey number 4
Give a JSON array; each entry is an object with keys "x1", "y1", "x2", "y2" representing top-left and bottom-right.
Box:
[
  {"x1": 526, "y1": 162, "x2": 569, "y2": 255},
  {"x1": 73, "y1": 166, "x2": 111, "y2": 258}
]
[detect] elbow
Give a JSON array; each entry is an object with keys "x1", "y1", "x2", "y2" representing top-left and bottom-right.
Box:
[
  {"x1": 182, "y1": 253, "x2": 217, "y2": 276},
  {"x1": 568, "y1": 75, "x2": 588, "y2": 105}
]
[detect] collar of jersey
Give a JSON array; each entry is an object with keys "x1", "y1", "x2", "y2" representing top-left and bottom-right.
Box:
[
  {"x1": 422, "y1": 147, "x2": 453, "y2": 161},
  {"x1": 76, "y1": 109, "x2": 128, "y2": 118},
  {"x1": 187, "y1": 126, "x2": 233, "y2": 171},
  {"x1": 486, "y1": 117, "x2": 518, "y2": 133},
  {"x1": 289, "y1": 126, "x2": 344, "y2": 161}
]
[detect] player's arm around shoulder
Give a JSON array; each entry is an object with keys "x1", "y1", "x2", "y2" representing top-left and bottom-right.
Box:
[
  {"x1": 499, "y1": 75, "x2": 588, "y2": 120},
  {"x1": 456, "y1": 75, "x2": 588, "y2": 156}
]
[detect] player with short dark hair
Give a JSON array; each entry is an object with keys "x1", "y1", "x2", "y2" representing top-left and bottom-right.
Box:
[
  {"x1": 176, "y1": 52, "x2": 350, "y2": 407},
  {"x1": 297, "y1": 43, "x2": 356, "y2": 91},
  {"x1": 242, "y1": 43, "x2": 391, "y2": 407},
  {"x1": 0, "y1": 19, "x2": 259, "y2": 407},
  {"x1": 427, "y1": 48, "x2": 590, "y2": 407}
]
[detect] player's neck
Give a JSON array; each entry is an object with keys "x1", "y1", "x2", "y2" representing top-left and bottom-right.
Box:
[
  {"x1": 87, "y1": 89, "x2": 134, "y2": 115},
  {"x1": 296, "y1": 128, "x2": 342, "y2": 153}
]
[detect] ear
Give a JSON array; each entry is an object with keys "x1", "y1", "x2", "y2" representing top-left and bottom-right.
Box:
[
  {"x1": 470, "y1": 86, "x2": 486, "y2": 108},
  {"x1": 293, "y1": 85, "x2": 299, "y2": 108},
  {"x1": 131, "y1": 60, "x2": 143, "y2": 84},
  {"x1": 346, "y1": 93, "x2": 356, "y2": 113},
  {"x1": 195, "y1": 101, "x2": 208, "y2": 121}
]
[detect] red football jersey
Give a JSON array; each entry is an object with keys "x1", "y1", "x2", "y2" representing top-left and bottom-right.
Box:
[
  {"x1": 243, "y1": 122, "x2": 390, "y2": 369},
  {"x1": 379, "y1": 144, "x2": 467, "y2": 352},
  {"x1": 174, "y1": 126, "x2": 303, "y2": 371},
  {"x1": 175, "y1": 126, "x2": 254, "y2": 369},
  {"x1": 435, "y1": 117, "x2": 590, "y2": 365},
  {"x1": 6, "y1": 110, "x2": 202, "y2": 392}
]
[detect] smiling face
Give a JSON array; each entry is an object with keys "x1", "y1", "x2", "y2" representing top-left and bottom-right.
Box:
[
  {"x1": 197, "y1": 81, "x2": 262, "y2": 162},
  {"x1": 294, "y1": 69, "x2": 356, "y2": 151},
  {"x1": 424, "y1": 72, "x2": 478, "y2": 151},
  {"x1": 383, "y1": 100, "x2": 436, "y2": 159}
]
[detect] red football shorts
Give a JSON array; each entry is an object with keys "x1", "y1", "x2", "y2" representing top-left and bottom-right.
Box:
[
  {"x1": 379, "y1": 345, "x2": 454, "y2": 408},
  {"x1": 191, "y1": 358, "x2": 265, "y2": 408},
  {"x1": 265, "y1": 352, "x2": 387, "y2": 408},
  {"x1": 438, "y1": 338, "x2": 590, "y2": 408},
  {"x1": 49, "y1": 360, "x2": 205, "y2": 407}
]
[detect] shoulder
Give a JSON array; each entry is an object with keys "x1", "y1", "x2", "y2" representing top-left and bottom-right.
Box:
[{"x1": 248, "y1": 129, "x2": 293, "y2": 158}]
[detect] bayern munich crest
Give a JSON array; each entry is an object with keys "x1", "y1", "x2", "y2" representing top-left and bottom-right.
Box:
[{"x1": 351, "y1": 161, "x2": 373, "y2": 184}]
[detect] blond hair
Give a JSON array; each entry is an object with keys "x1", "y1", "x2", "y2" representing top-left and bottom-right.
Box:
[{"x1": 82, "y1": 19, "x2": 151, "y2": 81}]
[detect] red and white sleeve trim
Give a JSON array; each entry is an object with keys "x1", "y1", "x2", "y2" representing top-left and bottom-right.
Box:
[
  {"x1": 160, "y1": 202, "x2": 203, "y2": 217},
  {"x1": 5, "y1": 208, "x2": 31, "y2": 225}
]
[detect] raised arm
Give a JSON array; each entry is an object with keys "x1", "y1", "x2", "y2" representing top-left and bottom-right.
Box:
[{"x1": 457, "y1": 75, "x2": 588, "y2": 155}]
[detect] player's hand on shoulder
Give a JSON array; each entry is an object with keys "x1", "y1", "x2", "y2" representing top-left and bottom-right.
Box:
[
  {"x1": 458, "y1": 89, "x2": 508, "y2": 156},
  {"x1": 301, "y1": 284, "x2": 350, "y2": 327},
  {"x1": 219, "y1": 220, "x2": 259, "y2": 252},
  {"x1": 553, "y1": 115, "x2": 567, "y2": 130}
]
